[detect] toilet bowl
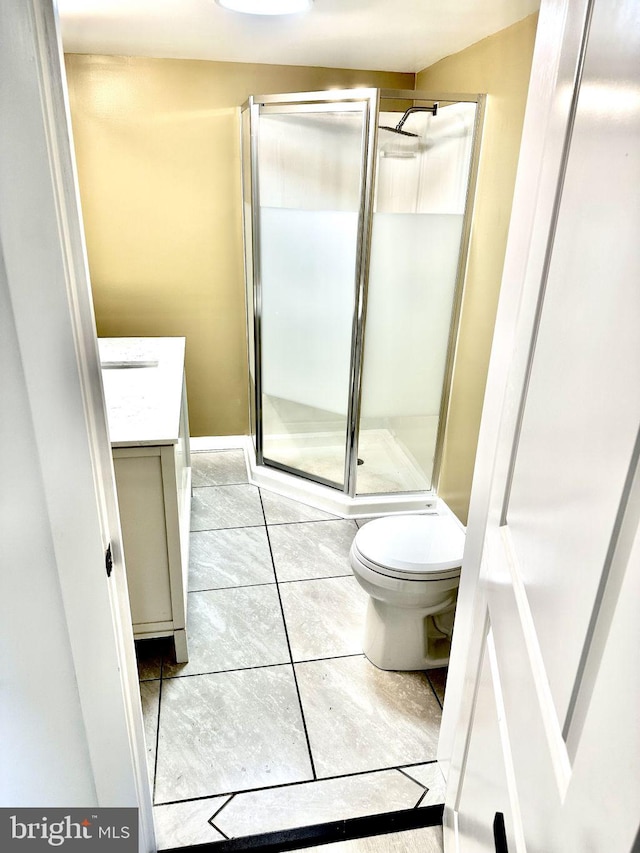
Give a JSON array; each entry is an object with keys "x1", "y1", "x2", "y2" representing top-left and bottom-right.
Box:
[{"x1": 350, "y1": 513, "x2": 465, "y2": 671}]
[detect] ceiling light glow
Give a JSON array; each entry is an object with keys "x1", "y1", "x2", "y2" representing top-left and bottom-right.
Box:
[{"x1": 217, "y1": 0, "x2": 312, "y2": 15}]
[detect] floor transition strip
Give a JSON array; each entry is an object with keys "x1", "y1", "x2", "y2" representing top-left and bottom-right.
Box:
[{"x1": 160, "y1": 805, "x2": 444, "y2": 853}]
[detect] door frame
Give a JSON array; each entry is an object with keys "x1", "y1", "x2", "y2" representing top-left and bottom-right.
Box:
[{"x1": 2, "y1": 1, "x2": 155, "y2": 847}]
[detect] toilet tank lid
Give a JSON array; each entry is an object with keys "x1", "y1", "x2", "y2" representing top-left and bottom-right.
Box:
[{"x1": 356, "y1": 514, "x2": 465, "y2": 573}]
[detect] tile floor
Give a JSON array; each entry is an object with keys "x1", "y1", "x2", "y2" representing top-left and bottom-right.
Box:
[{"x1": 136, "y1": 449, "x2": 447, "y2": 851}]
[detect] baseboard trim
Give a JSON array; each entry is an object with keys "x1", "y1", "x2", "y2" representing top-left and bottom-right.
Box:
[{"x1": 190, "y1": 435, "x2": 249, "y2": 452}]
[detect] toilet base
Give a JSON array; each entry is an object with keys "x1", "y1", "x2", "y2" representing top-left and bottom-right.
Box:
[{"x1": 362, "y1": 597, "x2": 454, "y2": 671}]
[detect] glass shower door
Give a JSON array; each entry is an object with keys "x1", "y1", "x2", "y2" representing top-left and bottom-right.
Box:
[
  {"x1": 357, "y1": 99, "x2": 478, "y2": 495},
  {"x1": 256, "y1": 103, "x2": 367, "y2": 488}
]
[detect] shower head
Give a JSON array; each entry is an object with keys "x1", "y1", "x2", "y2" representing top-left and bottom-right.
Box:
[
  {"x1": 378, "y1": 103, "x2": 438, "y2": 137},
  {"x1": 379, "y1": 125, "x2": 419, "y2": 138}
]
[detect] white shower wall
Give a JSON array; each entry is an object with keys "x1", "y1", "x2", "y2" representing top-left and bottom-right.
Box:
[
  {"x1": 361, "y1": 211, "x2": 464, "y2": 419},
  {"x1": 376, "y1": 103, "x2": 475, "y2": 214}
]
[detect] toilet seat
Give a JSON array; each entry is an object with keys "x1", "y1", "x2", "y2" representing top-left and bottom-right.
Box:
[{"x1": 353, "y1": 514, "x2": 464, "y2": 581}]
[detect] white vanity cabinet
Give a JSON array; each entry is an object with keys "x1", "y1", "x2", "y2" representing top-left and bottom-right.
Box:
[{"x1": 100, "y1": 337, "x2": 191, "y2": 662}]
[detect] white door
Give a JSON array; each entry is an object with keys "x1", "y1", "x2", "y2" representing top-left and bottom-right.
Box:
[{"x1": 443, "y1": 0, "x2": 640, "y2": 850}]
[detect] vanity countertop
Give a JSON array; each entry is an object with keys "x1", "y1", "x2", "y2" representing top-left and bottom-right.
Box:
[{"x1": 99, "y1": 337, "x2": 186, "y2": 447}]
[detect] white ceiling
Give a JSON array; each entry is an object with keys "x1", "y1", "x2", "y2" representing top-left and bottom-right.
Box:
[{"x1": 57, "y1": 0, "x2": 539, "y2": 74}]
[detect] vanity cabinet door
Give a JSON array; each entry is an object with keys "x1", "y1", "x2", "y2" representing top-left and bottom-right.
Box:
[{"x1": 113, "y1": 441, "x2": 190, "y2": 662}]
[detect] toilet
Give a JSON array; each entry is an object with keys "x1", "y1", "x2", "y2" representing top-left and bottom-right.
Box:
[{"x1": 350, "y1": 513, "x2": 465, "y2": 671}]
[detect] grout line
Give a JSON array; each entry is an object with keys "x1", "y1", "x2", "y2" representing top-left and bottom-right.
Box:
[
  {"x1": 424, "y1": 671, "x2": 445, "y2": 710},
  {"x1": 207, "y1": 795, "x2": 234, "y2": 841},
  {"x1": 152, "y1": 763, "x2": 440, "y2": 807},
  {"x1": 189, "y1": 518, "x2": 359, "y2": 535},
  {"x1": 162, "y1": 654, "x2": 366, "y2": 681},
  {"x1": 396, "y1": 766, "x2": 429, "y2": 789},
  {"x1": 188, "y1": 580, "x2": 278, "y2": 594},
  {"x1": 265, "y1": 518, "x2": 356, "y2": 527},
  {"x1": 212, "y1": 824, "x2": 230, "y2": 841},
  {"x1": 277, "y1": 573, "x2": 354, "y2": 585},
  {"x1": 381, "y1": 760, "x2": 438, "y2": 771},
  {"x1": 209, "y1": 795, "x2": 235, "y2": 824},
  {"x1": 395, "y1": 759, "x2": 439, "y2": 771},
  {"x1": 190, "y1": 517, "x2": 355, "y2": 536},
  {"x1": 293, "y1": 653, "x2": 364, "y2": 665},
  {"x1": 151, "y1": 664, "x2": 164, "y2": 806},
  {"x1": 187, "y1": 572, "x2": 351, "y2": 595},
  {"x1": 190, "y1": 523, "x2": 265, "y2": 534},
  {"x1": 186, "y1": 582, "x2": 278, "y2": 595},
  {"x1": 414, "y1": 790, "x2": 429, "y2": 809},
  {"x1": 259, "y1": 489, "x2": 318, "y2": 782},
  {"x1": 162, "y1": 661, "x2": 293, "y2": 681}
]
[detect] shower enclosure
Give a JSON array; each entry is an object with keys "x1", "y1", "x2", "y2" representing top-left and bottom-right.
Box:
[{"x1": 241, "y1": 88, "x2": 484, "y2": 512}]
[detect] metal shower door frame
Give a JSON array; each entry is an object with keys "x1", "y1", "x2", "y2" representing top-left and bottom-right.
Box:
[
  {"x1": 240, "y1": 87, "x2": 485, "y2": 499},
  {"x1": 240, "y1": 100, "x2": 259, "y2": 457},
  {"x1": 241, "y1": 87, "x2": 379, "y2": 493}
]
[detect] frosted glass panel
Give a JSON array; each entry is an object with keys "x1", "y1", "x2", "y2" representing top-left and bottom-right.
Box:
[
  {"x1": 257, "y1": 108, "x2": 364, "y2": 487},
  {"x1": 260, "y1": 208, "x2": 358, "y2": 412},
  {"x1": 357, "y1": 102, "x2": 476, "y2": 494}
]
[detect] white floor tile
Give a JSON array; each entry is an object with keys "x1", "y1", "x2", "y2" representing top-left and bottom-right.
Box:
[
  {"x1": 212, "y1": 770, "x2": 423, "y2": 838},
  {"x1": 269, "y1": 520, "x2": 357, "y2": 582},
  {"x1": 189, "y1": 527, "x2": 275, "y2": 590},
  {"x1": 190, "y1": 484, "x2": 264, "y2": 531},
  {"x1": 401, "y1": 763, "x2": 446, "y2": 806},
  {"x1": 163, "y1": 586, "x2": 289, "y2": 678},
  {"x1": 261, "y1": 489, "x2": 339, "y2": 524},
  {"x1": 155, "y1": 666, "x2": 313, "y2": 803},
  {"x1": 295, "y1": 656, "x2": 441, "y2": 777},
  {"x1": 280, "y1": 576, "x2": 367, "y2": 661},
  {"x1": 154, "y1": 796, "x2": 229, "y2": 849},
  {"x1": 146, "y1": 481, "x2": 447, "y2": 839},
  {"x1": 191, "y1": 450, "x2": 248, "y2": 487}
]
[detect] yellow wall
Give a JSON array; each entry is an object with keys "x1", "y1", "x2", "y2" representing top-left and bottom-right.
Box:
[
  {"x1": 65, "y1": 55, "x2": 412, "y2": 436},
  {"x1": 417, "y1": 13, "x2": 538, "y2": 522}
]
